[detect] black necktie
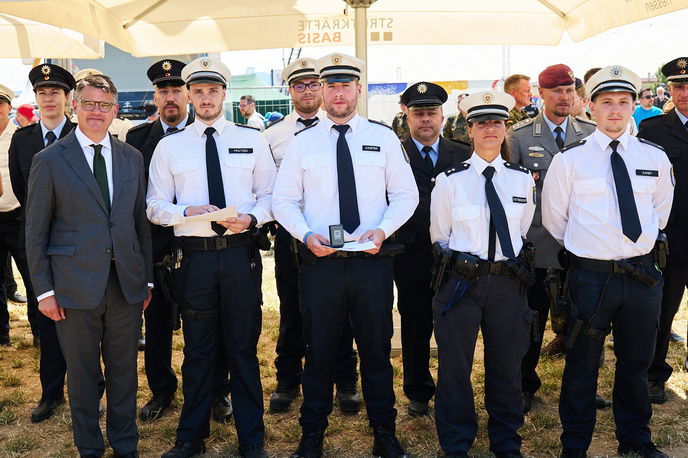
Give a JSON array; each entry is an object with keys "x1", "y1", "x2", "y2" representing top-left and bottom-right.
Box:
[
  {"x1": 483, "y1": 166, "x2": 515, "y2": 260},
  {"x1": 554, "y1": 126, "x2": 564, "y2": 150},
  {"x1": 166, "y1": 126, "x2": 178, "y2": 134},
  {"x1": 298, "y1": 117, "x2": 318, "y2": 127},
  {"x1": 422, "y1": 145, "x2": 434, "y2": 171},
  {"x1": 204, "y1": 127, "x2": 226, "y2": 236},
  {"x1": 90, "y1": 144, "x2": 110, "y2": 213},
  {"x1": 45, "y1": 131, "x2": 57, "y2": 146},
  {"x1": 609, "y1": 140, "x2": 642, "y2": 243},
  {"x1": 333, "y1": 124, "x2": 360, "y2": 233}
]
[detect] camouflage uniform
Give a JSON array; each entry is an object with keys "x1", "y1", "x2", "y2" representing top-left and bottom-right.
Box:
[
  {"x1": 392, "y1": 111, "x2": 410, "y2": 141},
  {"x1": 507, "y1": 107, "x2": 530, "y2": 127},
  {"x1": 442, "y1": 112, "x2": 470, "y2": 144}
]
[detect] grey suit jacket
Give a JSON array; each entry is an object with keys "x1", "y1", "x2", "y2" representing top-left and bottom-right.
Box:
[
  {"x1": 506, "y1": 112, "x2": 596, "y2": 268},
  {"x1": 25, "y1": 130, "x2": 153, "y2": 309}
]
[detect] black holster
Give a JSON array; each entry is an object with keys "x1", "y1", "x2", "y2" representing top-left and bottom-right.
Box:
[{"x1": 153, "y1": 255, "x2": 182, "y2": 331}]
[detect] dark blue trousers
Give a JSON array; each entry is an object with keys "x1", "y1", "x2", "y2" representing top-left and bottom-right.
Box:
[
  {"x1": 298, "y1": 256, "x2": 396, "y2": 429},
  {"x1": 174, "y1": 245, "x2": 264, "y2": 447},
  {"x1": 434, "y1": 274, "x2": 531, "y2": 454},
  {"x1": 559, "y1": 266, "x2": 662, "y2": 451},
  {"x1": 273, "y1": 226, "x2": 358, "y2": 390}
]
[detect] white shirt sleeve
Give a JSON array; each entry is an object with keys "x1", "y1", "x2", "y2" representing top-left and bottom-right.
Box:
[
  {"x1": 541, "y1": 153, "x2": 571, "y2": 245},
  {"x1": 654, "y1": 154, "x2": 675, "y2": 231},
  {"x1": 377, "y1": 138, "x2": 419, "y2": 238},
  {"x1": 247, "y1": 135, "x2": 276, "y2": 225},
  {"x1": 272, "y1": 139, "x2": 312, "y2": 242},
  {"x1": 429, "y1": 173, "x2": 453, "y2": 250},
  {"x1": 521, "y1": 173, "x2": 537, "y2": 237},
  {"x1": 146, "y1": 141, "x2": 187, "y2": 226}
]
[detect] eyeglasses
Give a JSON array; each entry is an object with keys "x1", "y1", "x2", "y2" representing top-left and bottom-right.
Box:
[
  {"x1": 238, "y1": 103, "x2": 251, "y2": 108},
  {"x1": 291, "y1": 82, "x2": 322, "y2": 92},
  {"x1": 642, "y1": 95, "x2": 654, "y2": 99},
  {"x1": 78, "y1": 99, "x2": 115, "y2": 112}
]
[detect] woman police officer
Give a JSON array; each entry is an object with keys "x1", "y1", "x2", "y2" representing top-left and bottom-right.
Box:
[{"x1": 429, "y1": 91, "x2": 536, "y2": 458}]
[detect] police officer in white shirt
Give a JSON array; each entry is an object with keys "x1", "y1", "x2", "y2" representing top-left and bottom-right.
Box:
[
  {"x1": 147, "y1": 57, "x2": 276, "y2": 458},
  {"x1": 430, "y1": 91, "x2": 535, "y2": 458},
  {"x1": 542, "y1": 66, "x2": 674, "y2": 458},
  {"x1": 272, "y1": 53, "x2": 418, "y2": 458},
  {"x1": 263, "y1": 58, "x2": 359, "y2": 415}
]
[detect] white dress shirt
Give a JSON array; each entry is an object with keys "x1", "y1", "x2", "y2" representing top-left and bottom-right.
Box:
[
  {"x1": 0, "y1": 122, "x2": 18, "y2": 212},
  {"x1": 74, "y1": 126, "x2": 114, "y2": 205},
  {"x1": 542, "y1": 129, "x2": 674, "y2": 260},
  {"x1": 263, "y1": 109, "x2": 324, "y2": 170},
  {"x1": 146, "y1": 117, "x2": 276, "y2": 237},
  {"x1": 430, "y1": 153, "x2": 536, "y2": 260},
  {"x1": 272, "y1": 114, "x2": 419, "y2": 242},
  {"x1": 247, "y1": 111, "x2": 265, "y2": 131},
  {"x1": 40, "y1": 116, "x2": 67, "y2": 147}
]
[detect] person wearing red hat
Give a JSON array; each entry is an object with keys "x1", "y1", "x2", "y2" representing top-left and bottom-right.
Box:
[
  {"x1": 14, "y1": 104, "x2": 37, "y2": 127},
  {"x1": 506, "y1": 64, "x2": 600, "y2": 416}
]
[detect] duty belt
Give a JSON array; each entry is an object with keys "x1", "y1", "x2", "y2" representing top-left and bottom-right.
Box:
[
  {"x1": 178, "y1": 232, "x2": 252, "y2": 252},
  {"x1": 570, "y1": 253, "x2": 653, "y2": 274}
]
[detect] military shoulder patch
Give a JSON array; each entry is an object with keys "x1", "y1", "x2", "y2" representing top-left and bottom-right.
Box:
[
  {"x1": 162, "y1": 127, "x2": 185, "y2": 137},
  {"x1": 444, "y1": 162, "x2": 470, "y2": 176},
  {"x1": 575, "y1": 115, "x2": 596, "y2": 126},
  {"x1": 504, "y1": 162, "x2": 529, "y2": 173},
  {"x1": 511, "y1": 117, "x2": 533, "y2": 131},
  {"x1": 368, "y1": 119, "x2": 392, "y2": 130},
  {"x1": 236, "y1": 123, "x2": 260, "y2": 131},
  {"x1": 561, "y1": 139, "x2": 586, "y2": 153},
  {"x1": 294, "y1": 123, "x2": 317, "y2": 136},
  {"x1": 265, "y1": 116, "x2": 285, "y2": 129},
  {"x1": 637, "y1": 137, "x2": 665, "y2": 152}
]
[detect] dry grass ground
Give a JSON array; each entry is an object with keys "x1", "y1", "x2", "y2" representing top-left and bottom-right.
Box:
[{"x1": 1, "y1": 255, "x2": 688, "y2": 457}]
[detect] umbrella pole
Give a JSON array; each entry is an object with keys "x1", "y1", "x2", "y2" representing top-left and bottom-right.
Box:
[{"x1": 346, "y1": 0, "x2": 377, "y2": 118}]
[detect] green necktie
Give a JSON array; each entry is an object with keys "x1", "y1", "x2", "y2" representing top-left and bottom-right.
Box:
[{"x1": 90, "y1": 144, "x2": 110, "y2": 213}]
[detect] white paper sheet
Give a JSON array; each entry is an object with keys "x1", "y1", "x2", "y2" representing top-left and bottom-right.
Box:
[
  {"x1": 334, "y1": 240, "x2": 377, "y2": 252},
  {"x1": 184, "y1": 206, "x2": 237, "y2": 222}
]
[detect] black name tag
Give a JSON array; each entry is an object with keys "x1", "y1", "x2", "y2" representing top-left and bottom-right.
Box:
[
  {"x1": 362, "y1": 145, "x2": 381, "y2": 152},
  {"x1": 636, "y1": 169, "x2": 658, "y2": 177},
  {"x1": 228, "y1": 148, "x2": 253, "y2": 154},
  {"x1": 513, "y1": 196, "x2": 527, "y2": 203}
]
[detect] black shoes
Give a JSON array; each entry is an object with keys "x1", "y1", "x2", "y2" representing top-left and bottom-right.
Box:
[
  {"x1": 291, "y1": 429, "x2": 325, "y2": 458},
  {"x1": 336, "y1": 386, "x2": 361, "y2": 414},
  {"x1": 212, "y1": 395, "x2": 233, "y2": 423},
  {"x1": 560, "y1": 448, "x2": 587, "y2": 458},
  {"x1": 618, "y1": 442, "x2": 668, "y2": 457},
  {"x1": 269, "y1": 386, "x2": 300, "y2": 413},
  {"x1": 372, "y1": 425, "x2": 410, "y2": 458},
  {"x1": 407, "y1": 400, "x2": 429, "y2": 418},
  {"x1": 595, "y1": 394, "x2": 612, "y2": 409},
  {"x1": 521, "y1": 392, "x2": 533, "y2": 415},
  {"x1": 162, "y1": 441, "x2": 206, "y2": 458},
  {"x1": 649, "y1": 381, "x2": 667, "y2": 404},
  {"x1": 139, "y1": 394, "x2": 174, "y2": 421},
  {"x1": 30, "y1": 398, "x2": 65, "y2": 423},
  {"x1": 239, "y1": 444, "x2": 268, "y2": 458}
]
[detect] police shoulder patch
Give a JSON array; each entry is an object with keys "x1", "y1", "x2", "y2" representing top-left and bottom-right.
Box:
[
  {"x1": 161, "y1": 127, "x2": 185, "y2": 138},
  {"x1": 511, "y1": 117, "x2": 533, "y2": 131},
  {"x1": 368, "y1": 118, "x2": 392, "y2": 130},
  {"x1": 504, "y1": 161, "x2": 529, "y2": 173},
  {"x1": 294, "y1": 123, "x2": 317, "y2": 136},
  {"x1": 444, "y1": 162, "x2": 470, "y2": 176},
  {"x1": 561, "y1": 139, "x2": 586, "y2": 153},
  {"x1": 237, "y1": 123, "x2": 260, "y2": 131},
  {"x1": 637, "y1": 137, "x2": 665, "y2": 152},
  {"x1": 265, "y1": 116, "x2": 285, "y2": 129},
  {"x1": 575, "y1": 115, "x2": 596, "y2": 126}
]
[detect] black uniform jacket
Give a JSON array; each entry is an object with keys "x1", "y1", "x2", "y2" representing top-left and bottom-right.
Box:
[
  {"x1": 393, "y1": 136, "x2": 471, "y2": 283},
  {"x1": 638, "y1": 110, "x2": 687, "y2": 263}
]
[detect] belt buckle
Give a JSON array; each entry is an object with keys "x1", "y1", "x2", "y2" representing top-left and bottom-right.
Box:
[{"x1": 215, "y1": 237, "x2": 228, "y2": 250}]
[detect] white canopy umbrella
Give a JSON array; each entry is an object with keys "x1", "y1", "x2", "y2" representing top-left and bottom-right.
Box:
[
  {"x1": 0, "y1": 12, "x2": 103, "y2": 58},
  {"x1": 1, "y1": 0, "x2": 685, "y2": 113}
]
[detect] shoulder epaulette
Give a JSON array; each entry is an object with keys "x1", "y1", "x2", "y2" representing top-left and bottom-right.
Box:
[
  {"x1": 511, "y1": 117, "x2": 533, "y2": 131},
  {"x1": 294, "y1": 123, "x2": 317, "y2": 136},
  {"x1": 368, "y1": 119, "x2": 392, "y2": 130},
  {"x1": 638, "y1": 137, "x2": 665, "y2": 151},
  {"x1": 15, "y1": 124, "x2": 33, "y2": 133},
  {"x1": 444, "y1": 162, "x2": 471, "y2": 176},
  {"x1": 504, "y1": 161, "x2": 529, "y2": 173},
  {"x1": 575, "y1": 115, "x2": 596, "y2": 126},
  {"x1": 127, "y1": 122, "x2": 149, "y2": 133},
  {"x1": 561, "y1": 139, "x2": 586, "y2": 153},
  {"x1": 265, "y1": 117, "x2": 285, "y2": 130},
  {"x1": 161, "y1": 127, "x2": 185, "y2": 138},
  {"x1": 237, "y1": 123, "x2": 260, "y2": 131}
]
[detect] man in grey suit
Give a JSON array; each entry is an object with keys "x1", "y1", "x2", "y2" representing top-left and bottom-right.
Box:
[
  {"x1": 25, "y1": 74, "x2": 153, "y2": 458},
  {"x1": 506, "y1": 64, "x2": 598, "y2": 414}
]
